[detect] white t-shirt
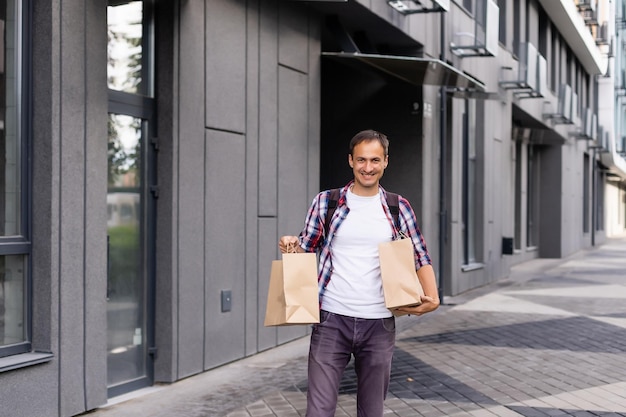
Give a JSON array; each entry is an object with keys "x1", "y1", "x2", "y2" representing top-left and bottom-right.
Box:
[{"x1": 321, "y1": 188, "x2": 393, "y2": 318}]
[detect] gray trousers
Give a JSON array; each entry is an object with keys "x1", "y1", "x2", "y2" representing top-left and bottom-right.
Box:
[{"x1": 305, "y1": 310, "x2": 396, "y2": 417}]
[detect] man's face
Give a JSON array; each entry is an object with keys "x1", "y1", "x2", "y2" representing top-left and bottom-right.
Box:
[{"x1": 348, "y1": 140, "x2": 388, "y2": 195}]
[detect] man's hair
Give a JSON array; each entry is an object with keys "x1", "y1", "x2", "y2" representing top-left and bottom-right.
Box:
[{"x1": 349, "y1": 129, "x2": 389, "y2": 156}]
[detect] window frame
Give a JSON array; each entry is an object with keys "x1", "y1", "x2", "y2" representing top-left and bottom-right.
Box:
[
  {"x1": 462, "y1": 0, "x2": 473, "y2": 13},
  {"x1": 512, "y1": 0, "x2": 521, "y2": 57},
  {"x1": 583, "y1": 153, "x2": 590, "y2": 234},
  {"x1": 106, "y1": 0, "x2": 157, "y2": 397},
  {"x1": 498, "y1": 0, "x2": 506, "y2": 45},
  {"x1": 595, "y1": 166, "x2": 604, "y2": 232},
  {"x1": 0, "y1": 0, "x2": 33, "y2": 359},
  {"x1": 526, "y1": 144, "x2": 540, "y2": 248},
  {"x1": 462, "y1": 99, "x2": 480, "y2": 266},
  {"x1": 514, "y1": 138, "x2": 522, "y2": 250}
]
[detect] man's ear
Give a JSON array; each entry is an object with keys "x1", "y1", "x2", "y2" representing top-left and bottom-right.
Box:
[
  {"x1": 383, "y1": 155, "x2": 389, "y2": 169},
  {"x1": 348, "y1": 153, "x2": 354, "y2": 168}
]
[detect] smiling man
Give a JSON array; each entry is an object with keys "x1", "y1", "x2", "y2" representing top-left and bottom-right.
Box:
[{"x1": 279, "y1": 129, "x2": 439, "y2": 417}]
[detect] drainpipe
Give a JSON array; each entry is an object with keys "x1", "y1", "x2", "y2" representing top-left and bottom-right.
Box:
[{"x1": 438, "y1": 11, "x2": 447, "y2": 304}]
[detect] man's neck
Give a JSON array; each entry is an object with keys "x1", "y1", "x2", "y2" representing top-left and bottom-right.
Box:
[{"x1": 351, "y1": 183, "x2": 379, "y2": 197}]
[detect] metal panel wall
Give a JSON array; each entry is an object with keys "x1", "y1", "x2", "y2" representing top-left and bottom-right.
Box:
[
  {"x1": 28, "y1": 0, "x2": 64, "y2": 413},
  {"x1": 206, "y1": 0, "x2": 246, "y2": 133},
  {"x1": 276, "y1": 66, "x2": 310, "y2": 344},
  {"x1": 173, "y1": 0, "x2": 321, "y2": 376},
  {"x1": 203, "y1": 0, "x2": 248, "y2": 369},
  {"x1": 244, "y1": 0, "x2": 261, "y2": 357},
  {"x1": 278, "y1": 2, "x2": 309, "y2": 73},
  {"x1": 7, "y1": 0, "x2": 110, "y2": 415},
  {"x1": 153, "y1": 0, "x2": 178, "y2": 384},
  {"x1": 58, "y1": 0, "x2": 88, "y2": 412},
  {"x1": 177, "y1": 0, "x2": 207, "y2": 379},
  {"x1": 256, "y1": 0, "x2": 280, "y2": 351},
  {"x1": 258, "y1": 1, "x2": 279, "y2": 218},
  {"x1": 204, "y1": 130, "x2": 246, "y2": 368},
  {"x1": 83, "y1": 0, "x2": 109, "y2": 410}
]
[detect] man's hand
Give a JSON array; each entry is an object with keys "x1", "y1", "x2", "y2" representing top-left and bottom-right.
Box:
[
  {"x1": 395, "y1": 265, "x2": 440, "y2": 316},
  {"x1": 394, "y1": 295, "x2": 440, "y2": 316},
  {"x1": 278, "y1": 236, "x2": 303, "y2": 254}
]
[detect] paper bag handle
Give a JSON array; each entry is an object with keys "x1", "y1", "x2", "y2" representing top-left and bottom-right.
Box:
[{"x1": 395, "y1": 231, "x2": 409, "y2": 241}]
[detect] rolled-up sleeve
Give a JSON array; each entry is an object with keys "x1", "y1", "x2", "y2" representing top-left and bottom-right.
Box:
[{"x1": 298, "y1": 193, "x2": 325, "y2": 253}]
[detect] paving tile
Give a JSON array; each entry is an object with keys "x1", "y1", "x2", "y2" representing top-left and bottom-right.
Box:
[
  {"x1": 84, "y1": 238, "x2": 626, "y2": 417},
  {"x1": 225, "y1": 412, "x2": 252, "y2": 417}
]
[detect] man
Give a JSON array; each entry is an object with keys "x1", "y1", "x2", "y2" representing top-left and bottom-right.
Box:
[{"x1": 279, "y1": 129, "x2": 439, "y2": 417}]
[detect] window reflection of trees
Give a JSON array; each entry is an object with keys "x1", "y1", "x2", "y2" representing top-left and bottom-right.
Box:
[
  {"x1": 107, "y1": 1, "x2": 143, "y2": 94},
  {"x1": 108, "y1": 114, "x2": 140, "y2": 188}
]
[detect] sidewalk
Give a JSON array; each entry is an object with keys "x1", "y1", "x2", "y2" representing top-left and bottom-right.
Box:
[{"x1": 88, "y1": 238, "x2": 626, "y2": 417}]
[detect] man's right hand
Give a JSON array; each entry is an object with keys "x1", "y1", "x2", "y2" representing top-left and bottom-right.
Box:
[{"x1": 279, "y1": 236, "x2": 302, "y2": 253}]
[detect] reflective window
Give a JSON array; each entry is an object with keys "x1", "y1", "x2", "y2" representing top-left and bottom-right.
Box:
[
  {"x1": 107, "y1": 0, "x2": 154, "y2": 396},
  {"x1": 514, "y1": 139, "x2": 522, "y2": 250},
  {"x1": 582, "y1": 153, "x2": 591, "y2": 233},
  {"x1": 462, "y1": 99, "x2": 479, "y2": 265},
  {"x1": 0, "y1": 256, "x2": 27, "y2": 347},
  {"x1": 595, "y1": 168, "x2": 604, "y2": 232},
  {"x1": 527, "y1": 145, "x2": 540, "y2": 248},
  {"x1": 498, "y1": 0, "x2": 506, "y2": 45},
  {"x1": 107, "y1": 1, "x2": 144, "y2": 95},
  {"x1": 0, "y1": 0, "x2": 29, "y2": 357},
  {"x1": 0, "y1": 0, "x2": 23, "y2": 236},
  {"x1": 107, "y1": 113, "x2": 144, "y2": 387}
]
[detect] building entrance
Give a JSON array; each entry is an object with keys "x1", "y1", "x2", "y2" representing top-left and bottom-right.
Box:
[{"x1": 106, "y1": 0, "x2": 156, "y2": 397}]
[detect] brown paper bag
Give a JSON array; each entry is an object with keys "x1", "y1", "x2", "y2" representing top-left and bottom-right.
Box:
[
  {"x1": 264, "y1": 252, "x2": 320, "y2": 326},
  {"x1": 378, "y1": 236, "x2": 424, "y2": 315}
]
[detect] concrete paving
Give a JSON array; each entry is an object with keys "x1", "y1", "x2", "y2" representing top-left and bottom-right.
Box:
[{"x1": 86, "y1": 237, "x2": 626, "y2": 417}]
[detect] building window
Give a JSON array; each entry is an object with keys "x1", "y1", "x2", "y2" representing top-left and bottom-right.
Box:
[
  {"x1": 575, "y1": 63, "x2": 582, "y2": 117},
  {"x1": 620, "y1": 188, "x2": 626, "y2": 229},
  {"x1": 566, "y1": 48, "x2": 572, "y2": 86},
  {"x1": 0, "y1": 0, "x2": 30, "y2": 358},
  {"x1": 462, "y1": 99, "x2": 478, "y2": 265},
  {"x1": 550, "y1": 28, "x2": 558, "y2": 92},
  {"x1": 538, "y1": 8, "x2": 547, "y2": 58},
  {"x1": 107, "y1": 0, "x2": 156, "y2": 396},
  {"x1": 463, "y1": 0, "x2": 473, "y2": 13},
  {"x1": 527, "y1": 144, "x2": 539, "y2": 248},
  {"x1": 514, "y1": 138, "x2": 522, "y2": 250},
  {"x1": 584, "y1": 70, "x2": 588, "y2": 108},
  {"x1": 595, "y1": 167, "x2": 604, "y2": 231},
  {"x1": 583, "y1": 153, "x2": 590, "y2": 233},
  {"x1": 497, "y1": 0, "x2": 506, "y2": 45}
]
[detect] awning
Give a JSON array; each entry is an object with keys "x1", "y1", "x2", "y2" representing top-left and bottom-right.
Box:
[{"x1": 322, "y1": 52, "x2": 486, "y2": 92}]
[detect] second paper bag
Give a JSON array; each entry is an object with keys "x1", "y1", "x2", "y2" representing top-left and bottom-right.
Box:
[
  {"x1": 378, "y1": 237, "x2": 424, "y2": 313},
  {"x1": 264, "y1": 252, "x2": 320, "y2": 326}
]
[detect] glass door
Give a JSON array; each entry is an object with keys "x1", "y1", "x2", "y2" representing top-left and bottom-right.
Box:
[
  {"x1": 106, "y1": 0, "x2": 155, "y2": 397},
  {"x1": 107, "y1": 114, "x2": 149, "y2": 394}
]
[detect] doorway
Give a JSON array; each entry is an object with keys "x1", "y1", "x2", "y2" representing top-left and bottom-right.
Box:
[
  {"x1": 106, "y1": 0, "x2": 156, "y2": 397},
  {"x1": 320, "y1": 57, "x2": 424, "y2": 209}
]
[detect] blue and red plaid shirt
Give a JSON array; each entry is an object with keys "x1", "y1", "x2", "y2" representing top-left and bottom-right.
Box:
[{"x1": 297, "y1": 181, "x2": 432, "y2": 304}]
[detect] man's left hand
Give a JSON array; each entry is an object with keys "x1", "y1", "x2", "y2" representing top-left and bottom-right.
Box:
[{"x1": 394, "y1": 295, "x2": 440, "y2": 316}]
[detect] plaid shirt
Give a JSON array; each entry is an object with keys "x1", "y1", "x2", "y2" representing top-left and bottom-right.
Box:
[{"x1": 298, "y1": 181, "x2": 432, "y2": 304}]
